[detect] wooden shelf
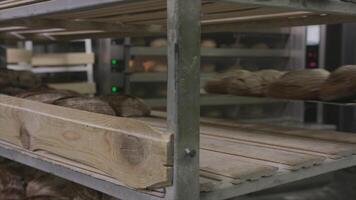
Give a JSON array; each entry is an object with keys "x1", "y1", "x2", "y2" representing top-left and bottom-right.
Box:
[
  {"x1": 137, "y1": 114, "x2": 356, "y2": 200},
  {"x1": 0, "y1": 1, "x2": 356, "y2": 200},
  {"x1": 0, "y1": 0, "x2": 355, "y2": 40},
  {"x1": 1, "y1": 102, "x2": 356, "y2": 200}
]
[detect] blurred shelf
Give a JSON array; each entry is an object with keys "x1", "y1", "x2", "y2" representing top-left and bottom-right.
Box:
[
  {"x1": 130, "y1": 47, "x2": 289, "y2": 57},
  {"x1": 129, "y1": 72, "x2": 216, "y2": 83},
  {"x1": 0, "y1": 0, "x2": 355, "y2": 40},
  {"x1": 145, "y1": 95, "x2": 285, "y2": 107}
]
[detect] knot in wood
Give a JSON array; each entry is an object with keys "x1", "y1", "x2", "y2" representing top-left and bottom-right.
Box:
[
  {"x1": 120, "y1": 136, "x2": 145, "y2": 165},
  {"x1": 20, "y1": 126, "x2": 31, "y2": 150}
]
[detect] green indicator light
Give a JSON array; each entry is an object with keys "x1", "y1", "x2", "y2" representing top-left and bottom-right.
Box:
[
  {"x1": 111, "y1": 59, "x2": 118, "y2": 65},
  {"x1": 111, "y1": 86, "x2": 119, "y2": 93}
]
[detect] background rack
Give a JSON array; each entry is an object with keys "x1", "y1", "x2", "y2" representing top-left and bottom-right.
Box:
[{"x1": 0, "y1": 0, "x2": 356, "y2": 200}]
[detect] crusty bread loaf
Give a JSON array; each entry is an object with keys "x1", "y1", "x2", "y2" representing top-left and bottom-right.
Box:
[
  {"x1": 0, "y1": 87, "x2": 26, "y2": 96},
  {"x1": 0, "y1": 69, "x2": 42, "y2": 90},
  {"x1": 201, "y1": 39, "x2": 217, "y2": 48},
  {"x1": 266, "y1": 69, "x2": 330, "y2": 100},
  {"x1": 256, "y1": 70, "x2": 286, "y2": 96},
  {"x1": 100, "y1": 95, "x2": 151, "y2": 117},
  {"x1": 17, "y1": 89, "x2": 78, "y2": 104},
  {"x1": 0, "y1": 164, "x2": 25, "y2": 200},
  {"x1": 25, "y1": 172, "x2": 74, "y2": 200},
  {"x1": 226, "y1": 70, "x2": 261, "y2": 96},
  {"x1": 319, "y1": 65, "x2": 356, "y2": 101},
  {"x1": 72, "y1": 187, "x2": 102, "y2": 200},
  {"x1": 204, "y1": 70, "x2": 251, "y2": 95},
  {"x1": 150, "y1": 38, "x2": 167, "y2": 48},
  {"x1": 0, "y1": 160, "x2": 112, "y2": 200},
  {"x1": 0, "y1": 70, "x2": 11, "y2": 88},
  {"x1": 205, "y1": 69, "x2": 284, "y2": 97},
  {"x1": 54, "y1": 97, "x2": 116, "y2": 116}
]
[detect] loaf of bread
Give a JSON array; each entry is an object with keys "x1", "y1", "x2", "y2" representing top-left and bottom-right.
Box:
[
  {"x1": 320, "y1": 65, "x2": 356, "y2": 101},
  {"x1": 255, "y1": 70, "x2": 286, "y2": 96},
  {"x1": 204, "y1": 70, "x2": 251, "y2": 95},
  {"x1": 0, "y1": 69, "x2": 42, "y2": 90},
  {"x1": 0, "y1": 164, "x2": 24, "y2": 200},
  {"x1": 0, "y1": 159, "x2": 118, "y2": 200},
  {"x1": 201, "y1": 39, "x2": 217, "y2": 48},
  {"x1": 226, "y1": 70, "x2": 261, "y2": 96},
  {"x1": 266, "y1": 69, "x2": 330, "y2": 100},
  {"x1": 100, "y1": 95, "x2": 151, "y2": 117},
  {"x1": 150, "y1": 38, "x2": 167, "y2": 48},
  {"x1": 26, "y1": 172, "x2": 74, "y2": 200},
  {"x1": 205, "y1": 69, "x2": 284, "y2": 97},
  {"x1": 17, "y1": 89, "x2": 78, "y2": 104},
  {"x1": 54, "y1": 97, "x2": 116, "y2": 116},
  {"x1": 0, "y1": 87, "x2": 26, "y2": 96}
]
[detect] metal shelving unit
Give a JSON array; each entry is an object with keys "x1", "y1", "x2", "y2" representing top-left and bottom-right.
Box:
[
  {"x1": 0, "y1": 1, "x2": 356, "y2": 200},
  {"x1": 125, "y1": 34, "x2": 292, "y2": 107},
  {"x1": 6, "y1": 39, "x2": 96, "y2": 94}
]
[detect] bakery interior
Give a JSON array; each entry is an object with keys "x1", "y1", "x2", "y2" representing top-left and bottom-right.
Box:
[{"x1": 0, "y1": 1, "x2": 356, "y2": 200}]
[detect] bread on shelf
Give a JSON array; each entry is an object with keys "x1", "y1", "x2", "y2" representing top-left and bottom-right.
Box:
[
  {"x1": 319, "y1": 65, "x2": 356, "y2": 101},
  {"x1": 205, "y1": 69, "x2": 284, "y2": 97},
  {"x1": 266, "y1": 69, "x2": 330, "y2": 100},
  {"x1": 54, "y1": 97, "x2": 117, "y2": 116},
  {"x1": 100, "y1": 94, "x2": 151, "y2": 117}
]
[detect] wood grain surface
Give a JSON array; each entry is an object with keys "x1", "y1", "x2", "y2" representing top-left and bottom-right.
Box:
[{"x1": 0, "y1": 95, "x2": 172, "y2": 189}]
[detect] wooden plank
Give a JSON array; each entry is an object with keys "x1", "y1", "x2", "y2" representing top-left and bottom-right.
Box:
[
  {"x1": 200, "y1": 177, "x2": 219, "y2": 192},
  {"x1": 138, "y1": 115, "x2": 356, "y2": 159},
  {"x1": 200, "y1": 124, "x2": 356, "y2": 159},
  {"x1": 0, "y1": 95, "x2": 172, "y2": 189},
  {"x1": 32, "y1": 53, "x2": 95, "y2": 66},
  {"x1": 48, "y1": 82, "x2": 96, "y2": 95},
  {"x1": 6, "y1": 48, "x2": 32, "y2": 64},
  {"x1": 201, "y1": 135, "x2": 325, "y2": 170},
  {"x1": 200, "y1": 150, "x2": 278, "y2": 181},
  {"x1": 195, "y1": 114, "x2": 356, "y2": 145},
  {"x1": 241, "y1": 124, "x2": 356, "y2": 144}
]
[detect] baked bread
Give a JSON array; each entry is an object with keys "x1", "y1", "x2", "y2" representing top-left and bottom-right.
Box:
[
  {"x1": 201, "y1": 39, "x2": 217, "y2": 48},
  {"x1": 0, "y1": 87, "x2": 26, "y2": 96},
  {"x1": 256, "y1": 70, "x2": 286, "y2": 96},
  {"x1": 0, "y1": 164, "x2": 25, "y2": 200},
  {"x1": 54, "y1": 97, "x2": 116, "y2": 116},
  {"x1": 0, "y1": 69, "x2": 42, "y2": 90},
  {"x1": 319, "y1": 65, "x2": 356, "y2": 101},
  {"x1": 150, "y1": 38, "x2": 167, "y2": 48},
  {"x1": 204, "y1": 70, "x2": 251, "y2": 95},
  {"x1": 17, "y1": 89, "x2": 78, "y2": 104},
  {"x1": 100, "y1": 95, "x2": 151, "y2": 117},
  {"x1": 266, "y1": 69, "x2": 330, "y2": 100}
]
